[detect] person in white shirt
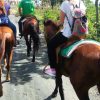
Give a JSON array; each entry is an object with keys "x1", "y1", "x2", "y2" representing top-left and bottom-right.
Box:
[{"x1": 45, "y1": 0, "x2": 86, "y2": 76}]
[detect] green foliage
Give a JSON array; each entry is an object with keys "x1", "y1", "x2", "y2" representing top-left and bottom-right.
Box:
[
  {"x1": 86, "y1": 3, "x2": 100, "y2": 41},
  {"x1": 50, "y1": 0, "x2": 56, "y2": 5},
  {"x1": 35, "y1": 2, "x2": 100, "y2": 41},
  {"x1": 86, "y1": 4, "x2": 96, "y2": 33},
  {"x1": 43, "y1": 8, "x2": 59, "y2": 21}
]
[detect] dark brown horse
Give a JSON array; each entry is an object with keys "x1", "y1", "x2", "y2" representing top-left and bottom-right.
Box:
[
  {"x1": 44, "y1": 20, "x2": 100, "y2": 100},
  {"x1": 22, "y1": 17, "x2": 40, "y2": 62},
  {"x1": 0, "y1": 26, "x2": 15, "y2": 96}
]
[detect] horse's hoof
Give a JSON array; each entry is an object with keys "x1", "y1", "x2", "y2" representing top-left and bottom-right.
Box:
[
  {"x1": 51, "y1": 93, "x2": 57, "y2": 98},
  {"x1": 97, "y1": 85, "x2": 100, "y2": 93},
  {"x1": 0, "y1": 90, "x2": 3, "y2": 97},
  {"x1": 6, "y1": 77, "x2": 10, "y2": 82},
  {"x1": 27, "y1": 54, "x2": 30, "y2": 57},
  {"x1": 16, "y1": 40, "x2": 19, "y2": 45},
  {"x1": 5, "y1": 80, "x2": 10, "y2": 82},
  {"x1": 29, "y1": 48, "x2": 32, "y2": 51},
  {"x1": 32, "y1": 59, "x2": 35, "y2": 62},
  {"x1": 0, "y1": 85, "x2": 3, "y2": 97}
]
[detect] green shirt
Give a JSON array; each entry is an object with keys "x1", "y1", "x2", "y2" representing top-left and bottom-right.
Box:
[{"x1": 19, "y1": 0, "x2": 35, "y2": 16}]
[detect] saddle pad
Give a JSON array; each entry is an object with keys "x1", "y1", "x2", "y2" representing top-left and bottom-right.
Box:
[{"x1": 60, "y1": 39, "x2": 100, "y2": 58}]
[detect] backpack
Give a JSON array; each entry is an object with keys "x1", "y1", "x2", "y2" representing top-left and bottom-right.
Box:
[{"x1": 66, "y1": 1, "x2": 88, "y2": 36}]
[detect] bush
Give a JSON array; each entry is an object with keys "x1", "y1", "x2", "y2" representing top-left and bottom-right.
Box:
[{"x1": 43, "y1": 8, "x2": 59, "y2": 21}]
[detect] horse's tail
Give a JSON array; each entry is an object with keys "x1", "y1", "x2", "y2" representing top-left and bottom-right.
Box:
[{"x1": 29, "y1": 24, "x2": 40, "y2": 51}]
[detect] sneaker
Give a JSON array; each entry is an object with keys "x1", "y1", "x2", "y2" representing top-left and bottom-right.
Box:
[{"x1": 44, "y1": 68, "x2": 56, "y2": 76}]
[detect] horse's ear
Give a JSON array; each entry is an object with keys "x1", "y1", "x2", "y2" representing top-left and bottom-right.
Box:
[
  {"x1": 43, "y1": 19, "x2": 52, "y2": 26},
  {"x1": 43, "y1": 20, "x2": 48, "y2": 26},
  {"x1": 43, "y1": 20, "x2": 46, "y2": 26}
]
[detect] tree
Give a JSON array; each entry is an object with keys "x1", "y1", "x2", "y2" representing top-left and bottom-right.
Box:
[
  {"x1": 95, "y1": 0, "x2": 99, "y2": 23},
  {"x1": 50, "y1": 0, "x2": 56, "y2": 9},
  {"x1": 95, "y1": 0, "x2": 99, "y2": 34},
  {"x1": 56, "y1": 0, "x2": 63, "y2": 4}
]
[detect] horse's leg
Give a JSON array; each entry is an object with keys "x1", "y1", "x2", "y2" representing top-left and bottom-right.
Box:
[
  {"x1": 0, "y1": 65, "x2": 3, "y2": 96},
  {"x1": 24, "y1": 36, "x2": 30, "y2": 57},
  {"x1": 51, "y1": 76, "x2": 59, "y2": 98},
  {"x1": 97, "y1": 82, "x2": 100, "y2": 93},
  {"x1": 31, "y1": 37, "x2": 35, "y2": 62},
  {"x1": 6, "y1": 49, "x2": 13, "y2": 81},
  {"x1": 29, "y1": 35, "x2": 32, "y2": 51},
  {"x1": 31, "y1": 36, "x2": 35, "y2": 62},
  {"x1": 32, "y1": 48, "x2": 35, "y2": 62},
  {"x1": 70, "y1": 78, "x2": 89, "y2": 100},
  {"x1": 58, "y1": 75, "x2": 65, "y2": 100},
  {"x1": 4, "y1": 53, "x2": 7, "y2": 67}
]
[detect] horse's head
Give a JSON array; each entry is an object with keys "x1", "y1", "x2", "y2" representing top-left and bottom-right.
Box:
[{"x1": 44, "y1": 20, "x2": 60, "y2": 42}]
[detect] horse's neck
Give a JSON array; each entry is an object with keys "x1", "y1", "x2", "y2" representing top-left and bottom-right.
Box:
[
  {"x1": 47, "y1": 29, "x2": 59, "y2": 39},
  {"x1": 46, "y1": 32, "x2": 55, "y2": 43}
]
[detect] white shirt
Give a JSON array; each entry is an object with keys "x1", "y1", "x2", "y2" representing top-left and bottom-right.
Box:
[
  {"x1": 60, "y1": 0, "x2": 86, "y2": 38},
  {"x1": 76, "y1": 0, "x2": 86, "y2": 11}
]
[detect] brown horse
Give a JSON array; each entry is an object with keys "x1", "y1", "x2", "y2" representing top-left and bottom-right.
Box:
[
  {"x1": 22, "y1": 17, "x2": 40, "y2": 62},
  {"x1": 44, "y1": 20, "x2": 100, "y2": 100},
  {"x1": 0, "y1": 26, "x2": 15, "y2": 96}
]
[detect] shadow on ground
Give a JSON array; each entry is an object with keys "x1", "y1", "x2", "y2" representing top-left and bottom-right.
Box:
[{"x1": 2, "y1": 34, "x2": 55, "y2": 86}]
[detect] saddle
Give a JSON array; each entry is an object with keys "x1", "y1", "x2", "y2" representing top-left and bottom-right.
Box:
[{"x1": 60, "y1": 38, "x2": 100, "y2": 58}]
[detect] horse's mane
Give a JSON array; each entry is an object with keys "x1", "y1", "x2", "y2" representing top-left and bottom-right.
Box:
[
  {"x1": 44, "y1": 20, "x2": 60, "y2": 32},
  {"x1": 44, "y1": 20, "x2": 60, "y2": 42}
]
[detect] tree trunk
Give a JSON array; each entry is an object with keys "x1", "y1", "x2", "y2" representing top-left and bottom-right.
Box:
[
  {"x1": 95, "y1": 0, "x2": 99, "y2": 23},
  {"x1": 95, "y1": 0, "x2": 99, "y2": 34}
]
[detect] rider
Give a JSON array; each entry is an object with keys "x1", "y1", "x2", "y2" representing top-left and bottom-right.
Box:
[
  {"x1": 45, "y1": 0, "x2": 86, "y2": 76},
  {"x1": 0, "y1": 0, "x2": 17, "y2": 46},
  {"x1": 18, "y1": 0, "x2": 40, "y2": 37}
]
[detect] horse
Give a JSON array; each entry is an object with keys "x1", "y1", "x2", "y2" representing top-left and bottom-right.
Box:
[
  {"x1": 0, "y1": 26, "x2": 15, "y2": 96},
  {"x1": 44, "y1": 20, "x2": 100, "y2": 100},
  {"x1": 22, "y1": 16, "x2": 40, "y2": 62}
]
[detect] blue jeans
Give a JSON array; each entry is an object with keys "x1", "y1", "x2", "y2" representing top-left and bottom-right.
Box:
[
  {"x1": 0, "y1": 14, "x2": 16, "y2": 41},
  {"x1": 8, "y1": 18, "x2": 17, "y2": 40},
  {"x1": 18, "y1": 16, "x2": 25, "y2": 34}
]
